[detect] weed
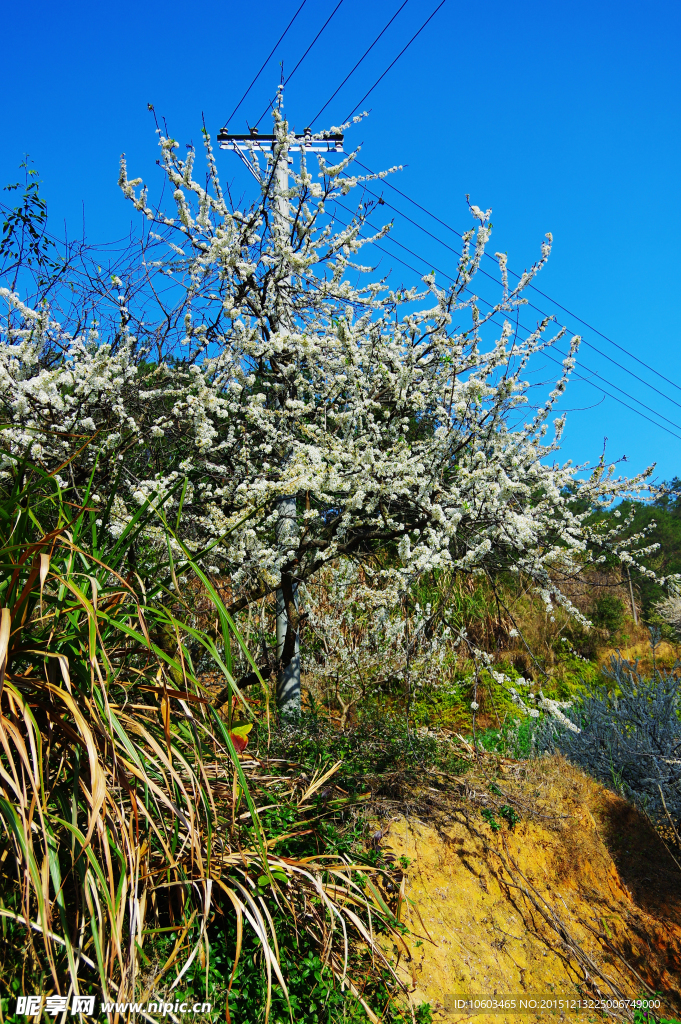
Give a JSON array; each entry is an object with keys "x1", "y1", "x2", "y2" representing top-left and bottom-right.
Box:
[
  {"x1": 259, "y1": 711, "x2": 470, "y2": 800},
  {"x1": 499, "y1": 805, "x2": 521, "y2": 829},
  {"x1": 481, "y1": 809, "x2": 501, "y2": 832},
  {"x1": 481, "y1": 805, "x2": 520, "y2": 832},
  {"x1": 632, "y1": 991, "x2": 681, "y2": 1024},
  {"x1": 634, "y1": 1010, "x2": 681, "y2": 1024}
]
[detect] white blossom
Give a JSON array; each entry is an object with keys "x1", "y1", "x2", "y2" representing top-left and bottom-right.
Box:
[{"x1": 0, "y1": 107, "x2": 668, "y2": 665}]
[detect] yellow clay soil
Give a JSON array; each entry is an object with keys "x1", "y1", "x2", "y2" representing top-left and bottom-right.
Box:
[{"x1": 380, "y1": 756, "x2": 681, "y2": 1023}]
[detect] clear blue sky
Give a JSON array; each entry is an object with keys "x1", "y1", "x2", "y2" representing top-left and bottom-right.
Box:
[{"x1": 3, "y1": 0, "x2": 680, "y2": 485}]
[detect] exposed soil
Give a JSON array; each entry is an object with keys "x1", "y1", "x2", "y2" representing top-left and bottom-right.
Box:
[
  {"x1": 590, "y1": 785, "x2": 681, "y2": 929},
  {"x1": 376, "y1": 753, "x2": 681, "y2": 1023}
]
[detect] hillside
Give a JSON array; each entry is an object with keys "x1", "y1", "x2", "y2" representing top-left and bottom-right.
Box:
[{"x1": 378, "y1": 752, "x2": 681, "y2": 1022}]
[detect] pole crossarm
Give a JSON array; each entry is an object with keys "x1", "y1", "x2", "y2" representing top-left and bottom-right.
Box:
[{"x1": 217, "y1": 129, "x2": 344, "y2": 154}]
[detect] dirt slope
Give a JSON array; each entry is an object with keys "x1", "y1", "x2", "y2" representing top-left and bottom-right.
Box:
[{"x1": 380, "y1": 755, "x2": 681, "y2": 1023}]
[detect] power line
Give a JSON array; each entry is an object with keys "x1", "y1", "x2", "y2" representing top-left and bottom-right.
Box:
[
  {"x1": 222, "y1": 0, "x2": 309, "y2": 130},
  {"x1": 308, "y1": 0, "x2": 412, "y2": 129},
  {"x1": 362, "y1": 214, "x2": 681, "y2": 433},
  {"x1": 229, "y1": 0, "x2": 680, "y2": 426},
  {"x1": 274, "y1": 3, "x2": 678, "y2": 409},
  {"x1": 328, "y1": 203, "x2": 681, "y2": 440},
  {"x1": 217, "y1": 14, "x2": 679, "y2": 440},
  {"x1": 530, "y1": 281, "x2": 681, "y2": 394},
  {"x1": 343, "y1": 0, "x2": 449, "y2": 122},
  {"x1": 342, "y1": 170, "x2": 681, "y2": 415},
  {"x1": 539, "y1": 350, "x2": 681, "y2": 442},
  {"x1": 255, "y1": 0, "x2": 347, "y2": 130},
  {"x1": 285, "y1": 0, "x2": 346, "y2": 85},
  {"x1": 364, "y1": 238, "x2": 681, "y2": 441},
  {"x1": 353, "y1": 157, "x2": 681, "y2": 398}
]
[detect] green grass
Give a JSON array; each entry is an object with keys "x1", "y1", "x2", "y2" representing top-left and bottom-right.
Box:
[
  {"x1": 634, "y1": 1009, "x2": 680, "y2": 1024},
  {"x1": 0, "y1": 461, "x2": 410, "y2": 1018},
  {"x1": 259, "y1": 706, "x2": 471, "y2": 795}
]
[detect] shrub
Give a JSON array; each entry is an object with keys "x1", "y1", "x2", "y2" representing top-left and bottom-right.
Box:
[
  {"x1": 590, "y1": 593, "x2": 626, "y2": 640},
  {"x1": 0, "y1": 461, "x2": 401, "y2": 1013},
  {"x1": 536, "y1": 635, "x2": 681, "y2": 830}
]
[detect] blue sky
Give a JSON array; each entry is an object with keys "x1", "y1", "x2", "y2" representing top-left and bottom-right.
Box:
[{"x1": 3, "y1": 0, "x2": 680, "y2": 484}]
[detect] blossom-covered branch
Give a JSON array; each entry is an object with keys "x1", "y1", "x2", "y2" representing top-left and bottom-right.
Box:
[{"x1": 0, "y1": 109, "x2": 667, "y2": 686}]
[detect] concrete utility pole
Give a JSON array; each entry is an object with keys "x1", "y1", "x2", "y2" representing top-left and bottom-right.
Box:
[
  {"x1": 217, "y1": 118, "x2": 344, "y2": 716},
  {"x1": 626, "y1": 564, "x2": 638, "y2": 625},
  {"x1": 273, "y1": 138, "x2": 300, "y2": 717}
]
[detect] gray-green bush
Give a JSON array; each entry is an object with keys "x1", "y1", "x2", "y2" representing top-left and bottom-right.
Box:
[{"x1": 536, "y1": 635, "x2": 681, "y2": 830}]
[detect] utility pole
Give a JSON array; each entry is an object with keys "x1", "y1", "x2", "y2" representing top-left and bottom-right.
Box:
[
  {"x1": 217, "y1": 116, "x2": 344, "y2": 716},
  {"x1": 272, "y1": 133, "x2": 300, "y2": 717},
  {"x1": 626, "y1": 564, "x2": 638, "y2": 626}
]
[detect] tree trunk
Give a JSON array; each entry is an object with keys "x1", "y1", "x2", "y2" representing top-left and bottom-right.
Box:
[
  {"x1": 276, "y1": 570, "x2": 300, "y2": 717},
  {"x1": 275, "y1": 495, "x2": 301, "y2": 717}
]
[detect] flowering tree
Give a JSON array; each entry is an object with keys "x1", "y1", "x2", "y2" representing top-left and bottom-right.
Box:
[
  {"x1": 0, "y1": 104, "x2": 665, "y2": 715},
  {"x1": 300, "y1": 558, "x2": 451, "y2": 728}
]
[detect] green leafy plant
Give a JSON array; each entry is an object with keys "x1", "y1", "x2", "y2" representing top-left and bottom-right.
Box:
[
  {"x1": 499, "y1": 805, "x2": 520, "y2": 829},
  {"x1": 480, "y1": 805, "x2": 520, "y2": 832},
  {"x1": 481, "y1": 808, "x2": 501, "y2": 832},
  {"x1": 633, "y1": 1007, "x2": 681, "y2": 1024},
  {"x1": 0, "y1": 460, "x2": 402, "y2": 1015}
]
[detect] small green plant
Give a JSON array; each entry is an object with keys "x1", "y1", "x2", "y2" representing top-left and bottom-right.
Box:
[
  {"x1": 633, "y1": 1011, "x2": 681, "y2": 1024},
  {"x1": 632, "y1": 991, "x2": 681, "y2": 1024},
  {"x1": 387, "y1": 1002, "x2": 433, "y2": 1024},
  {"x1": 399, "y1": 854, "x2": 413, "y2": 870},
  {"x1": 481, "y1": 808, "x2": 501, "y2": 832},
  {"x1": 481, "y1": 805, "x2": 520, "y2": 832},
  {"x1": 499, "y1": 804, "x2": 521, "y2": 829}
]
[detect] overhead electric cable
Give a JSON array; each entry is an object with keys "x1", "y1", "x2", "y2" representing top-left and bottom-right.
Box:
[
  {"x1": 284, "y1": 0, "x2": 346, "y2": 85},
  {"x1": 337, "y1": 173, "x2": 681, "y2": 414},
  {"x1": 308, "y1": 0, "x2": 412, "y2": 128},
  {"x1": 234, "y1": 0, "x2": 678, "y2": 420},
  {"x1": 538, "y1": 350, "x2": 681, "y2": 442},
  {"x1": 255, "y1": 0, "x2": 347, "y2": 129},
  {"x1": 352, "y1": 157, "x2": 681, "y2": 397},
  {"x1": 302, "y1": 24, "x2": 677, "y2": 403},
  {"x1": 222, "y1": 0, "x2": 308, "y2": 130},
  {"x1": 328, "y1": 204, "x2": 681, "y2": 440},
  {"x1": 365, "y1": 222, "x2": 681, "y2": 432},
  {"x1": 343, "y1": 0, "x2": 449, "y2": 121}
]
